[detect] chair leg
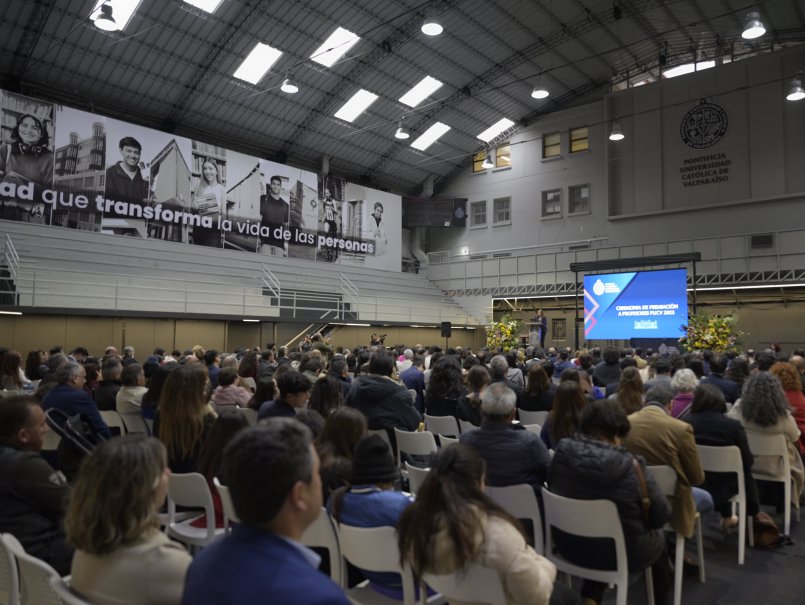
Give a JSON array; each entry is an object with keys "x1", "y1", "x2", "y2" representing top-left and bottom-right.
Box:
[
  {"x1": 738, "y1": 506, "x2": 746, "y2": 565},
  {"x1": 672, "y1": 533, "x2": 683, "y2": 605},
  {"x1": 695, "y1": 515, "x2": 705, "y2": 583},
  {"x1": 644, "y1": 565, "x2": 655, "y2": 605},
  {"x1": 784, "y1": 480, "x2": 791, "y2": 537}
]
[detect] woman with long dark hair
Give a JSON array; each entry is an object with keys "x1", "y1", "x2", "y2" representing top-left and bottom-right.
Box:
[
  {"x1": 247, "y1": 376, "x2": 277, "y2": 411},
  {"x1": 521, "y1": 364, "x2": 554, "y2": 412},
  {"x1": 308, "y1": 374, "x2": 344, "y2": 417},
  {"x1": 611, "y1": 366, "x2": 644, "y2": 415},
  {"x1": 540, "y1": 381, "x2": 587, "y2": 450},
  {"x1": 315, "y1": 406, "x2": 367, "y2": 501},
  {"x1": 425, "y1": 356, "x2": 465, "y2": 417},
  {"x1": 397, "y1": 444, "x2": 558, "y2": 605},
  {"x1": 141, "y1": 362, "x2": 178, "y2": 420}
]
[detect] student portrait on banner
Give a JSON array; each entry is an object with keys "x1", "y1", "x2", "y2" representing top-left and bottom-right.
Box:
[
  {"x1": 258, "y1": 160, "x2": 291, "y2": 256},
  {"x1": 190, "y1": 146, "x2": 227, "y2": 248}
]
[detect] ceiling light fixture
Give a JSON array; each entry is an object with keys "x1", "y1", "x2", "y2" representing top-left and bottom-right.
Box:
[
  {"x1": 481, "y1": 151, "x2": 494, "y2": 169},
  {"x1": 394, "y1": 120, "x2": 410, "y2": 139},
  {"x1": 280, "y1": 71, "x2": 298, "y2": 94},
  {"x1": 741, "y1": 11, "x2": 765, "y2": 40},
  {"x1": 531, "y1": 78, "x2": 549, "y2": 99},
  {"x1": 93, "y1": 2, "x2": 118, "y2": 31},
  {"x1": 609, "y1": 122, "x2": 625, "y2": 141},
  {"x1": 786, "y1": 78, "x2": 805, "y2": 101},
  {"x1": 421, "y1": 8, "x2": 443, "y2": 36}
]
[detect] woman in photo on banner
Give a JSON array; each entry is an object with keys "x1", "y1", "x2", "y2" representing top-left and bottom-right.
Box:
[
  {"x1": 191, "y1": 157, "x2": 225, "y2": 247},
  {"x1": 0, "y1": 113, "x2": 54, "y2": 222}
]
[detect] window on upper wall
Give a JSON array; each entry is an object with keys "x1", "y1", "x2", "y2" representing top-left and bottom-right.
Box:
[
  {"x1": 493, "y1": 197, "x2": 511, "y2": 225},
  {"x1": 570, "y1": 127, "x2": 589, "y2": 153},
  {"x1": 472, "y1": 150, "x2": 487, "y2": 173},
  {"x1": 470, "y1": 200, "x2": 487, "y2": 227},
  {"x1": 543, "y1": 132, "x2": 560, "y2": 158},
  {"x1": 542, "y1": 188, "x2": 561, "y2": 218},
  {"x1": 569, "y1": 184, "x2": 590, "y2": 214},
  {"x1": 552, "y1": 318, "x2": 567, "y2": 340},
  {"x1": 496, "y1": 143, "x2": 511, "y2": 168}
]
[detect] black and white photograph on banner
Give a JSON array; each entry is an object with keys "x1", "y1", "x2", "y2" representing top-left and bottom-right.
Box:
[
  {"x1": 258, "y1": 159, "x2": 291, "y2": 256},
  {"x1": 51, "y1": 106, "x2": 106, "y2": 232},
  {"x1": 221, "y1": 149, "x2": 262, "y2": 252},
  {"x1": 102, "y1": 120, "x2": 192, "y2": 243},
  {"x1": 349, "y1": 184, "x2": 401, "y2": 270},
  {"x1": 286, "y1": 165, "x2": 318, "y2": 261},
  {"x1": 315, "y1": 175, "x2": 345, "y2": 263},
  {"x1": 190, "y1": 141, "x2": 227, "y2": 248},
  {"x1": 0, "y1": 91, "x2": 55, "y2": 224}
]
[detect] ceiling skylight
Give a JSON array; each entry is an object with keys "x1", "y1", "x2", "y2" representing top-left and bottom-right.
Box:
[
  {"x1": 182, "y1": 0, "x2": 223, "y2": 12},
  {"x1": 477, "y1": 118, "x2": 515, "y2": 143},
  {"x1": 334, "y1": 90, "x2": 379, "y2": 123},
  {"x1": 411, "y1": 122, "x2": 451, "y2": 151},
  {"x1": 233, "y1": 43, "x2": 283, "y2": 85},
  {"x1": 91, "y1": 0, "x2": 143, "y2": 31},
  {"x1": 310, "y1": 27, "x2": 361, "y2": 68},
  {"x1": 399, "y1": 76, "x2": 443, "y2": 108},
  {"x1": 663, "y1": 61, "x2": 715, "y2": 79}
]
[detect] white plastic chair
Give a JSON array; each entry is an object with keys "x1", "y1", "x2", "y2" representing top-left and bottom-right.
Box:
[
  {"x1": 213, "y1": 476, "x2": 239, "y2": 531},
  {"x1": 518, "y1": 409, "x2": 549, "y2": 425},
  {"x1": 41, "y1": 427, "x2": 61, "y2": 453},
  {"x1": 403, "y1": 462, "x2": 431, "y2": 495},
  {"x1": 647, "y1": 465, "x2": 706, "y2": 605},
  {"x1": 0, "y1": 533, "x2": 20, "y2": 605},
  {"x1": 48, "y1": 577, "x2": 93, "y2": 605},
  {"x1": 523, "y1": 423, "x2": 542, "y2": 436},
  {"x1": 486, "y1": 484, "x2": 544, "y2": 554},
  {"x1": 696, "y1": 444, "x2": 752, "y2": 564},
  {"x1": 457, "y1": 419, "x2": 479, "y2": 434},
  {"x1": 1, "y1": 533, "x2": 61, "y2": 605},
  {"x1": 166, "y1": 473, "x2": 225, "y2": 550},
  {"x1": 745, "y1": 431, "x2": 800, "y2": 537},
  {"x1": 237, "y1": 407, "x2": 258, "y2": 426},
  {"x1": 337, "y1": 524, "x2": 440, "y2": 605},
  {"x1": 118, "y1": 412, "x2": 150, "y2": 435},
  {"x1": 542, "y1": 488, "x2": 655, "y2": 605},
  {"x1": 420, "y1": 563, "x2": 506, "y2": 605},
  {"x1": 99, "y1": 410, "x2": 127, "y2": 435},
  {"x1": 301, "y1": 508, "x2": 346, "y2": 588},
  {"x1": 393, "y1": 428, "x2": 438, "y2": 472},
  {"x1": 423, "y1": 414, "x2": 460, "y2": 437},
  {"x1": 437, "y1": 435, "x2": 458, "y2": 447}
]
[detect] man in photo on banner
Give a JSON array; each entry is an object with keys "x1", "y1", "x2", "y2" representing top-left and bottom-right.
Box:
[
  {"x1": 370, "y1": 201, "x2": 387, "y2": 256},
  {"x1": 105, "y1": 137, "x2": 148, "y2": 205},
  {"x1": 259, "y1": 174, "x2": 290, "y2": 252}
]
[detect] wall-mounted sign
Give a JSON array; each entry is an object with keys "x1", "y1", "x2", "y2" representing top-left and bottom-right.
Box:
[{"x1": 679, "y1": 99, "x2": 729, "y2": 149}]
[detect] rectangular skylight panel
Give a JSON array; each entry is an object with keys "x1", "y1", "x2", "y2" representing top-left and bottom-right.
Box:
[
  {"x1": 182, "y1": 0, "x2": 224, "y2": 12},
  {"x1": 399, "y1": 76, "x2": 443, "y2": 108},
  {"x1": 233, "y1": 43, "x2": 283, "y2": 85},
  {"x1": 477, "y1": 118, "x2": 515, "y2": 143},
  {"x1": 334, "y1": 90, "x2": 379, "y2": 122},
  {"x1": 310, "y1": 27, "x2": 361, "y2": 68},
  {"x1": 91, "y1": 0, "x2": 143, "y2": 31},
  {"x1": 411, "y1": 122, "x2": 451, "y2": 151}
]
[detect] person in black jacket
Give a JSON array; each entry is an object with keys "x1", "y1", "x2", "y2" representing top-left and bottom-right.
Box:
[
  {"x1": 548, "y1": 399, "x2": 671, "y2": 605},
  {"x1": 0, "y1": 395, "x2": 73, "y2": 575}
]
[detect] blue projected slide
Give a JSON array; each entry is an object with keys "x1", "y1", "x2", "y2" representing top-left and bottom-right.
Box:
[{"x1": 584, "y1": 269, "x2": 688, "y2": 340}]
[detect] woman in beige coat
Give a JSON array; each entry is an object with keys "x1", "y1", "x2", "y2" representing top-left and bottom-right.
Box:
[
  {"x1": 65, "y1": 435, "x2": 192, "y2": 605},
  {"x1": 398, "y1": 444, "x2": 571, "y2": 605}
]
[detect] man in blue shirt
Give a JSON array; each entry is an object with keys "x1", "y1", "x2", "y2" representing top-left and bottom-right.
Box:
[{"x1": 182, "y1": 418, "x2": 349, "y2": 605}]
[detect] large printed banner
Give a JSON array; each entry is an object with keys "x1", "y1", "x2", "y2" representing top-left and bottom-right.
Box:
[
  {"x1": 584, "y1": 269, "x2": 688, "y2": 340},
  {"x1": 0, "y1": 90, "x2": 400, "y2": 271}
]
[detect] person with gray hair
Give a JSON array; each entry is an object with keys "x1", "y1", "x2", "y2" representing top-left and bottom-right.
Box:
[
  {"x1": 41, "y1": 361, "x2": 110, "y2": 440},
  {"x1": 459, "y1": 382, "x2": 550, "y2": 490},
  {"x1": 489, "y1": 353, "x2": 526, "y2": 408},
  {"x1": 95, "y1": 356, "x2": 123, "y2": 411},
  {"x1": 396, "y1": 348, "x2": 414, "y2": 373}
]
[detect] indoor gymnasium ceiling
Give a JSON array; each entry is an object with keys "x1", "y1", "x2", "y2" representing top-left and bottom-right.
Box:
[{"x1": 0, "y1": 0, "x2": 803, "y2": 195}]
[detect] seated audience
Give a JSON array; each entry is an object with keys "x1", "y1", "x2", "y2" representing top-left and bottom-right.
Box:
[
  {"x1": 316, "y1": 407, "x2": 367, "y2": 501},
  {"x1": 670, "y1": 368, "x2": 698, "y2": 419},
  {"x1": 154, "y1": 364, "x2": 216, "y2": 473},
  {"x1": 182, "y1": 419, "x2": 350, "y2": 605},
  {"x1": 258, "y1": 370, "x2": 311, "y2": 419},
  {"x1": 521, "y1": 364, "x2": 555, "y2": 412},
  {"x1": 609, "y1": 366, "x2": 645, "y2": 414},
  {"x1": 308, "y1": 375, "x2": 344, "y2": 418},
  {"x1": 398, "y1": 443, "x2": 572, "y2": 605},
  {"x1": 0, "y1": 395, "x2": 73, "y2": 575},
  {"x1": 1, "y1": 350, "x2": 27, "y2": 391},
  {"x1": 770, "y1": 361, "x2": 805, "y2": 457},
  {"x1": 116, "y1": 362, "x2": 147, "y2": 415},
  {"x1": 456, "y1": 364, "x2": 491, "y2": 427},
  {"x1": 591, "y1": 346, "x2": 621, "y2": 388},
  {"x1": 95, "y1": 357, "x2": 123, "y2": 411},
  {"x1": 66, "y1": 435, "x2": 192, "y2": 605},
  {"x1": 540, "y1": 381, "x2": 586, "y2": 451},
  {"x1": 41, "y1": 361, "x2": 110, "y2": 438},
  {"x1": 548, "y1": 400, "x2": 671, "y2": 605},
  {"x1": 211, "y1": 367, "x2": 252, "y2": 408},
  {"x1": 701, "y1": 354, "x2": 739, "y2": 404},
  {"x1": 140, "y1": 362, "x2": 177, "y2": 420},
  {"x1": 424, "y1": 355, "x2": 465, "y2": 417},
  {"x1": 399, "y1": 354, "x2": 425, "y2": 413}
]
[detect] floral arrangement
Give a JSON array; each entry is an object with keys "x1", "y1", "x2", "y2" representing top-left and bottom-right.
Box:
[
  {"x1": 679, "y1": 312, "x2": 743, "y2": 352},
  {"x1": 486, "y1": 314, "x2": 523, "y2": 351}
]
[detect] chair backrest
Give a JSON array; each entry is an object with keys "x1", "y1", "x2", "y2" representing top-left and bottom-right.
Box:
[
  {"x1": 438, "y1": 434, "x2": 459, "y2": 447},
  {"x1": 486, "y1": 484, "x2": 544, "y2": 554},
  {"x1": 337, "y1": 524, "x2": 416, "y2": 605},
  {"x1": 0, "y1": 533, "x2": 20, "y2": 605},
  {"x1": 696, "y1": 444, "x2": 745, "y2": 485},
  {"x1": 213, "y1": 476, "x2": 239, "y2": 528},
  {"x1": 458, "y1": 419, "x2": 478, "y2": 434},
  {"x1": 1, "y1": 533, "x2": 61, "y2": 605},
  {"x1": 167, "y1": 473, "x2": 216, "y2": 540},
  {"x1": 646, "y1": 464, "x2": 677, "y2": 498},
  {"x1": 41, "y1": 427, "x2": 61, "y2": 452},
  {"x1": 301, "y1": 508, "x2": 345, "y2": 588},
  {"x1": 99, "y1": 410, "x2": 127, "y2": 435},
  {"x1": 393, "y1": 428, "x2": 438, "y2": 464},
  {"x1": 118, "y1": 412, "x2": 150, "y2": 435},
  {"x1": 422, "y1": 563, "x2": 507, "y2": 605},
  {"x1": 518, "y1": 409, "x2": 549, "y2": 425},
  {"x1": 237, "y1": 407, "x2": 258, "y2": 426},
  {"x1": 48, "y1": 577, "x2": 93, "y2": 605},
  {"x1": 745, "y1": 431, "x2": 790, "y2": 479},
  {"x1": 523, "y1": 424, "x2": 542, "y2": 436},
  {"x1": 404, "y1": 462, "x2": 431, "y2": 495},
  {"x1": 541, "y1": 488, "x2": 628, "y2": 587},
  {"x1": 424, "y1": 414, "x2": 460, "y2": 437}
]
